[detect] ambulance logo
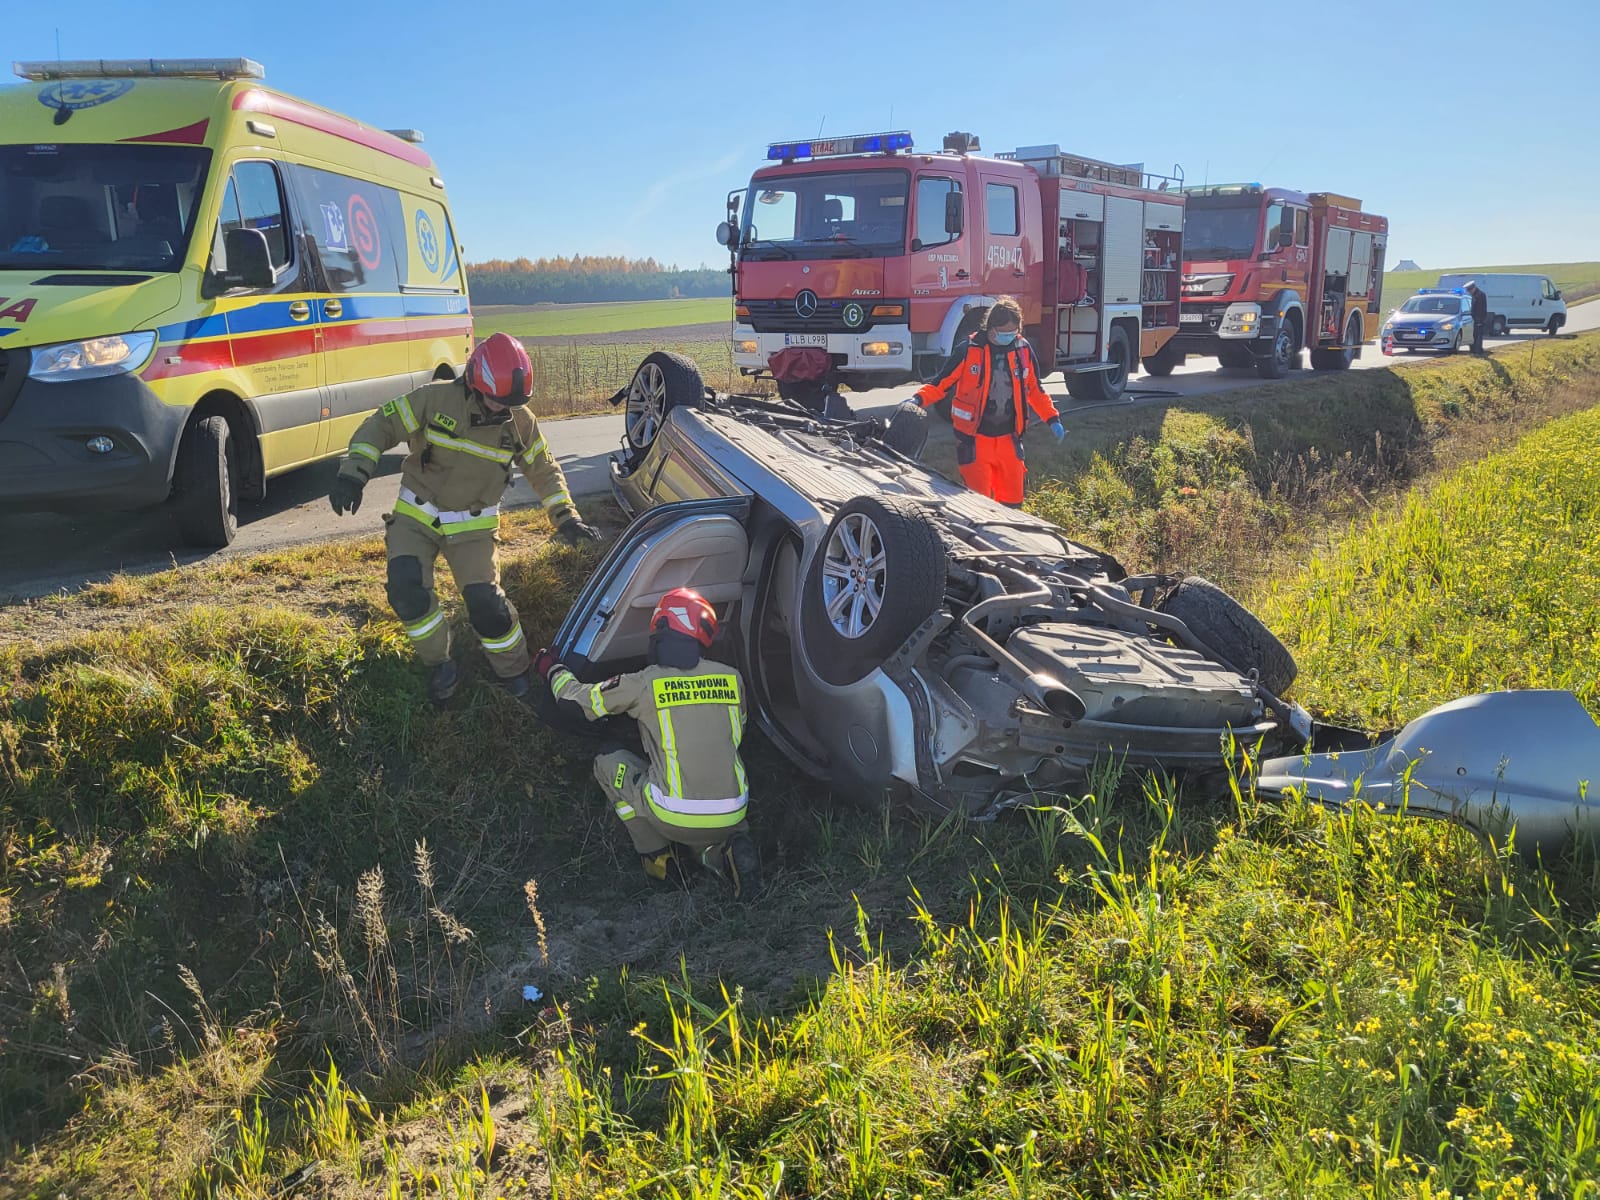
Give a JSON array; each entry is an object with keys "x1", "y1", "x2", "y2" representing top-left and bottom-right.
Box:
[
  {"x1": 39, "y1": 80, "x2": 134, "y2": 111},
  {"x1": 321, "y1": 203, "x2": 349, "y2": 252},
  {"x1": 414, "y1": 211, "x2": 440, "y2": 273}
]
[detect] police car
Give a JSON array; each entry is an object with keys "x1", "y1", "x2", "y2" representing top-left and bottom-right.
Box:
[{"x1": 1381, "y1": 288, "x2": 1474, "y2": 354}]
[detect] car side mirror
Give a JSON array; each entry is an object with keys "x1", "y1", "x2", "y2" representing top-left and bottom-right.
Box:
[
  {"x1": 944, "y1": 191, "x2": 963, "y2": 236},
  {"x1": 1277, "y1": 226, "x2": 1294, "y2": 249},
  {"x1": 1554, "y1": 289, "x2": 1563, "y2": 300},
  {"x1": 715, "y1": 220, "x2": 734, "y2": 247},
  {"x1": 217, "y1": 227, "x2": 274, "y2": 289}
]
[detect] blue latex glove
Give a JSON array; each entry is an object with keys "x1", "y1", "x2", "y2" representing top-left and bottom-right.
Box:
[{"x1": 1047, "y1": 419, "x2": 1066, "y2": 442}]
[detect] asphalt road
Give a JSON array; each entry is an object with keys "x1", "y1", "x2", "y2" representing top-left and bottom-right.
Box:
[{"x1": 3, "y1": 305, "x2": 1594, "y2": 601}]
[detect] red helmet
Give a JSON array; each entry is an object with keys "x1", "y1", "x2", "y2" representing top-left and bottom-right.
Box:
[
  {"x1": 650, "y1": 587, "x2": 717, "y2": 648},
  {"x1": 464, "y1": 332, "x2": 533, "y2": 403}
]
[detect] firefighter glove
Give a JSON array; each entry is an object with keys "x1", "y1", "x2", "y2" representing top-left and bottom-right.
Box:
[
  {"x1": 329, "y1": 474, "x2": 365, "y2": 516},
  {"x1": 1047, "y1": 419, "x2": 1066, "y2": 443},
  {"x1": 533, "y1": 648, "x2": 560, "y2": 681},
  {"x1": 556, "y1": 516, "x2": 601, "y2": 545}
]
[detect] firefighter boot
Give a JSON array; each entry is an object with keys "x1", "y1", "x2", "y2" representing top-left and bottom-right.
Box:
[
  {"x1": 498, "y1": 668, "x2": 532, "y2": 702},
  {"x1": 640, "y1": 846, "x2": 686, "y2": 887},
  {"x1": 710, "y1": 833, "x2": 763, "y2": 902},
  {"x1": 427, "y1": 659, "x2": 461, "y2": 706}
]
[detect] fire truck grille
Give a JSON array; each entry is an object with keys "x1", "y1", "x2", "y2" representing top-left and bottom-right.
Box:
[{"x1": 744, "y1": 298, "x2": 888, "y2": 334}]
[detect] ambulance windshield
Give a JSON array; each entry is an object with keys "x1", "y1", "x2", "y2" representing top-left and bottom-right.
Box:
[
  {"x1": 739, "y1": 169, "x2": 908, "y2": 261},
  {"x1": 1181, "y1": 196, "x2": 1264, "y2": 261},
  {"x1": 0, "y1": 143, "x2": 211, "y2": 272}
]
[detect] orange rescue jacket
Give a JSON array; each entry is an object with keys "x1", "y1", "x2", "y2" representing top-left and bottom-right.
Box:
[{"x1": 913, "y1": 334, "x2": 1058, "y2": 437}]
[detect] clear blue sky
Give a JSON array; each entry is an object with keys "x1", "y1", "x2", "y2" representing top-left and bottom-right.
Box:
[{"x1": 9, "y1": 0, "x2": 1599, "y2": 272}]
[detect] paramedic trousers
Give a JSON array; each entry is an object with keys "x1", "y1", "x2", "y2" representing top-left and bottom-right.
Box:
[
  {"x1": 956, "y1": 433, "x2": 1027, "y2": 506},
  {"x1": 592, "y1": 749, "x2": 750, "y2": 858},
  {"x1": 383, "y1": 514, "x2": 530, "y2": 678}
]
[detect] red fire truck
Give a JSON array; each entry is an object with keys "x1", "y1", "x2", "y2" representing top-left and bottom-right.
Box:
[
  {"x1": 1165, "y1": 185, "x2": 1388, "y2": 378},
  {"x1": 717, "y1": 131, "x2": 1184, "y2": 404}
]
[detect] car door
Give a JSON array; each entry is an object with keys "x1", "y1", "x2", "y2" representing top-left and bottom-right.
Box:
[
  {"x1": 543, "y1": 497, "x2": 754, "y2": 685},
  {"x1": 908, "y1": 172, "x2": 970, "y2": 341}
]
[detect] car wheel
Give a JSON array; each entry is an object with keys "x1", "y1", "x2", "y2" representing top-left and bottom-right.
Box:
[
  {"x1": 1494, "y1": 315, "x2": 1508, "y2": 336},
  {"x1": 1065, "y1": 325, "x2": 1131, "y2": 402},
  {"x1": 882, "y1": 402, "x2": 929, "y2": 460},
  {"x1": 1548, "y1": 315, "x2": 1564, "y2": 336},
  {"x1": 1312, "y1": 313, "x2": 1362, "y2": 371},
  {"x1": 625, "y1": 351, "x2": 703, "y2": 453},
  {"x1": 172, "y1": 415, "x2": 238, "y2": 548},
  {"x1": 1255, "y1": 321, "x2": 1298, "y2": 379},
  {"x1": 1445, "y1": 331, "x2": 1461, "y2": 355},
  {"x1": 1216, "y1": 343, "x2": 1254, "y2": 370},
  {"x1": 1140, "y1": 338, "x2": 1183, "y2": 377},
  {"x1": 800, "y1": 497, "x2": 946, "y2": 686},
  {"x1": 1159, "y1": 575, "x2": 1297, "y2": 697}
]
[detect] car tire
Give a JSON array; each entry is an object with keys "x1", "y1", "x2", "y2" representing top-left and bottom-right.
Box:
[
  {"x1": 882, "y1": 403, "x2": 929, "y2": 460},
  {"x1": 1216, "y1": 343, "x2": 1254, "y2": 370},
  {"x1": 172, "y1": 415, "x2": 238, "y2": 548},
  {"x1": 1065, "y1": 325, "x2": 1132, "y2": 402},
  {"x1": 1255, "y1": 320, "x2": 1298, "y2": 380},
  {"x1": 1494, "y1": 315, "x2": 1508, "y2": 336},
  {"x1": 1159, "y1": 575, "x2": 1297, "y2": 697},
  {"x1": 625, "y1": 351, "x2": 703, "y2": 454},
  {"x1": 1548, "y1": 315, "x2": 1564, "y2": 336},
  {"x1": 1444, "y1": 331, "x2": 1461, "y2": 355},
  {"x1": 1311, "y1": 313, "x2": 1362, "y2": 371},
  {"x1": 800, "y1": 496, "x2": 946, "y2": 686},
  {"x1": 1140, "y1": 338, "x2": 1183, "y2": 377}
]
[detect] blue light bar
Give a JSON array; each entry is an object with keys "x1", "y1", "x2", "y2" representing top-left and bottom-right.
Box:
[
  {"x1": 767, "y1": 131, "x2": 914, "y2": 161},
  {"x1": 1418, "y1": 288, "x2": 1466, "y2": 295}
]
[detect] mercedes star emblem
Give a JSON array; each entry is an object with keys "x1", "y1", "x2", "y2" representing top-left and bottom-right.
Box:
[{"x1": 794, "y1": 289, "x2": 818, "y2": 319}]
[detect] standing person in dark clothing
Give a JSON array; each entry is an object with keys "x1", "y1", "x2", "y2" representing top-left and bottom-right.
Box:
[
  {"x1": 1466, "y1": 281, "x2": 1489, "y2": 354},
  {"x1": 906, "y1": 297, "x2": 1064, "y2": 506}
]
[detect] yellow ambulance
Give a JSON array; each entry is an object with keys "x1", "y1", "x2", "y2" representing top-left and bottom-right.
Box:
[{"x1": 0, "y1": 58, "x2": 471, "y2": 545}]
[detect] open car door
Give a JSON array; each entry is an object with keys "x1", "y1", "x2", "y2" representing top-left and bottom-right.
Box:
[{"x1": 532, "y1": 498, "x2": 753, "y2": 734}]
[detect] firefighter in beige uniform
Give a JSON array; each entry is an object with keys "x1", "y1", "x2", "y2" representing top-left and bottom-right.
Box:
[
  {"x1": 541, "y1": 587, "x2": 763, "y2": 898},
  {"x1": 329, "y1": 333, "x2": 599, "y2": 702}
]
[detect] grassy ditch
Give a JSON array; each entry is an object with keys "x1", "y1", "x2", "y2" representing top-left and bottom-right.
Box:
[{"x1": 5, "y1": 339, "x2": 1600, "y2": 1195}]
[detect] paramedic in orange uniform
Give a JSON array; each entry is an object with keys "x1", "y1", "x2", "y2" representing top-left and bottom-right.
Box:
[{"x1": 906, "y1": 297, "x2": 1064, "y2": 506}]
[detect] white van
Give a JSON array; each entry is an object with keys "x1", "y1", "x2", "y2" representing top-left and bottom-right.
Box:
[{"x1": 1435, "y1": 273, "x2": 1567, "y2": 336}]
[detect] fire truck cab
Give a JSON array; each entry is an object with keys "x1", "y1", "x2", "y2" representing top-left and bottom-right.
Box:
[
  {"x1": 1172, "y1": 184, "x2": 1388, "y2": 378},
  {"x1": 719, "y1": 131, "x2": 1184, "y2": 405}
]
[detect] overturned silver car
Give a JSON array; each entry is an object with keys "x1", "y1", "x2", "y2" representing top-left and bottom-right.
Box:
[{"x1": 536, "y1": 351, "x2": 1314, "y2": 816}]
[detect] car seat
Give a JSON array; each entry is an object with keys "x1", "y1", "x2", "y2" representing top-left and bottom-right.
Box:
[{"x1": 38, "y1": 195, "x2": 109, "y2": 249}]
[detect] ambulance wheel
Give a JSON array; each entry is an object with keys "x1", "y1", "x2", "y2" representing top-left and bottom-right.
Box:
[
  {"x1": 624, "y1": 351, "x2": 703, "y2": 454},
  {"x1": 172, "y1": 415, "x2": 238, "y2": 548},
  {"x1": 1065, "y1": 326, "x2": 1132, "y2": 402},
  {"x1": 1159, "y1": 575, "x2": 1297, "y2": 698},
  {"x1": 801, "y1": 497, "x2": 945, "y2": 686}
]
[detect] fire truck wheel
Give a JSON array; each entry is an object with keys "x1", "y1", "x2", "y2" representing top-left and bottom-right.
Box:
[
  {"x1": 1254, "y1": 321, "x2": 1299, "y2": 380},
  {"x1": 1311, "y1": 313, "x2": 1363, "y2": 371},
  {"x1": 1065, "y1": 326, "x2": 1132, "y2": 402}
]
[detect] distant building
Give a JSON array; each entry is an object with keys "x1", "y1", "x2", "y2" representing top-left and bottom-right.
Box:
[{"x1": 1393, "y1": 259, "x2": 1421, "y2": 272}]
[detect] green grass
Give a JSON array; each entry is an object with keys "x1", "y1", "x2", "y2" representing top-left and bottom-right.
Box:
[
  {"x1": 7, "y1": 339, "x2": 1600, "y2": 1197},
  {"x1": 523, "y1": 338, "x2": 757, "y2": 418},
  {"x1": 1380, "y1": 261, "x2": 1600, "y2": 313},
  {"x1": 1257, "y1": 403, "x2": 1600, "y2": 727},
  {"x1": 473, "y1": 297, "x2": 732, "y2": 339}
]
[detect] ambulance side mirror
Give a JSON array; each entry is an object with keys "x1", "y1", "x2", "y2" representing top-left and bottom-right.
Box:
[
  {"x1": 944, "y1": 191, "x2": 964, "y2": 236},
  {"x1": 216, "y1": 228, "x2": 275, "y2": 290}
]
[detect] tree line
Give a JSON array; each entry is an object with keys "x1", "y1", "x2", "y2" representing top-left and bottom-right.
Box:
[{"x1": 465, "y1": 254, "x2": 729, "y2": 304}]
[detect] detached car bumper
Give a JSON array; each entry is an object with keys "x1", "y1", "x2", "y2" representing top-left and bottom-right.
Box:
[{"x1": 0, "y1": 360, "x2": 186, "y2": 511}]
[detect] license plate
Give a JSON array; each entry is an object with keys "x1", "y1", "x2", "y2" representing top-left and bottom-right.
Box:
[
  {"x1": 783, "y1": 333, "x2": 828, "y2": 347},
  {"x1": 1179, "y1": 312, "x2": 1204, "y2": 323}
]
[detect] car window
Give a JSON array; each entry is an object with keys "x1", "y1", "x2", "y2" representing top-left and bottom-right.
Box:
[
  {"x1": 231, "y1": 161, "x2": 290, "y2": 270},
  {"x1": 1292, "y1": 208, "x2": 1309, "y2": 246},
  {"x1": 914, "y1": 176, "x2": 960, "y2": 249},
  {"x1": 1543, "y1": 278, "x2": 1559, "y2": 299}
]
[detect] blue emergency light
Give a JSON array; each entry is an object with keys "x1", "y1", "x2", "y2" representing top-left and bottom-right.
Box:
[
  {"x1": 1418, "y1": 288, "x2": 1467, "y2": 295},
  {"x1": 767, "y1": 131, "x2": 914, "y2": 161}
]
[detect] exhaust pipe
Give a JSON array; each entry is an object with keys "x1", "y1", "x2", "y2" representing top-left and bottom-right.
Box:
[{"x1": 958, "y1": 569, "x2": 1087, "y2": 724}]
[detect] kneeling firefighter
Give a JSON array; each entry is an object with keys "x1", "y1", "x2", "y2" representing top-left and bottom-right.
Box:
[
  {"x1": 330, "y1": 333, "x2": 601, "y2": 703},
  {"x1": 539, "y1": 588, "x2": 763, "y2": 899},
  {"x1": 906, "y1": 297, "x2": 1064, "y2": 506}
]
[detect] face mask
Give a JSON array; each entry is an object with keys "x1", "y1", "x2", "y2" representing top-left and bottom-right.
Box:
[{"x1": 990, "y1": 330, "x2": 1018, "y2": 346}]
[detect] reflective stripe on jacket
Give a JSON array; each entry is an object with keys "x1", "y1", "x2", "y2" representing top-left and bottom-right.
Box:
[
  {"x1": 336, "y1": 379, "x2": 576, "y2": 523},
  {"x1": 551, "y1": 660, "x2": 749, "y2": 825},
  {"x1": 913, "y1": 334, "x2": 1058, "y2": 437}
]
